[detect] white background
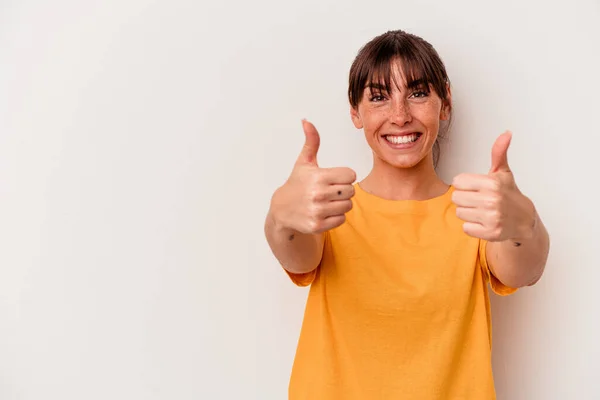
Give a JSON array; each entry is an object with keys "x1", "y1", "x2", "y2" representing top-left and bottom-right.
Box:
[{"x1": 1, "y1": 0, "x2": 599, "y2": 399}]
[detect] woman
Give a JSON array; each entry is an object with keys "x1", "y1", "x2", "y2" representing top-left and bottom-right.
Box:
[{"x1": 264, "y1": 30, "x2": 549, "y2": 399}]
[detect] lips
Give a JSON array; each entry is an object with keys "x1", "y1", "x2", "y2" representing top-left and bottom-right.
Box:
[{"x1": 383, "y1": 132, "x2": 422, "y2": 144}]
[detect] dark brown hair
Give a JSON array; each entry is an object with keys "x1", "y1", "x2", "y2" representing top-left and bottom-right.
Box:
[{"x1": 348, "y1": 30, "x2": 452, "y2": 167}]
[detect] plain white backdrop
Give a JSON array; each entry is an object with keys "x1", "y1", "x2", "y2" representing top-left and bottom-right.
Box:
[{"x1": 0, "y1": 0, "x2": 599, "y2": 399}]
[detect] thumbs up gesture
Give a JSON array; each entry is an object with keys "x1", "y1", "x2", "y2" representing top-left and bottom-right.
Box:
[
  {"x1": 270, "y1": 120, "x2": 357, "y2": 235},
  {"x1": 451, "y1": 131, "x2": 536, "y2": 242}
]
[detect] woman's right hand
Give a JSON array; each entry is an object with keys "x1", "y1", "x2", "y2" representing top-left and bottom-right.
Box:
[{"x1": 270, "y1": 120, "x2": 357, "y2": 235}]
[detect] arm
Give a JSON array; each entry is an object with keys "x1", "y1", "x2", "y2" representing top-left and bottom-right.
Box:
[
  {"x1": 486, "y1": 201, "x2": 550, "y2": 288},
  {"x1": 264, "y1": 208, "x2": 324, "y2": 275},
  {"x1": 452, "y1": 131, "x2": 550, "y2": 289},
  {"x1": 265, "y1": 119, "x2": 355, "y2": 276}
]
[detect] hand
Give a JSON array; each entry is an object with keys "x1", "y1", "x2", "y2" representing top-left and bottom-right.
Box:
[
  {"x1": 451, "y1": 131, "x2": 536, "y2": 242},
  {"x1": 270, "y1": 120, "x2": 357, "y2": 235}
]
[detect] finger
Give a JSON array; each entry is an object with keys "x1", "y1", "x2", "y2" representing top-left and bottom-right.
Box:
[
  {"x1": 318, "y1": 214, "x2": 346, "y2": 232},
  {"x1": 452, "y1": 174, "x2": 499, "y2": 192},
  {"x1": 325, "y1": 184, "x2": 355, "y2": 201},
  {"x1": 297, "y1": 119, "x2": 320, "y2": 166},
  {"x1": 318, "y1": 199, "x2": 353, "y2": 218},
  {"x1": 319, "y1": 167, "x2": 357, "y2": 185},
  {"x1": 490, "y1": 131, "x2": 512, "y2": 173},
  {"x1": 455, "y1": 207, "x2": 485, "y2": 224},
  {"x1": 462, "y1": 222, "x2": 499, "y2": 241},
  {"x1": 452, "y1": 190, "x2": 489, "y2": 208}
]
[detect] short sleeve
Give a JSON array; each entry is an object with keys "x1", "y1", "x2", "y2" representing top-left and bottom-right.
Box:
[
  {"x1": 283, "y1": 231, "x2": 329, "y2": 287},
  {"x1": 478, "y1": 239, "x2": 518, "y2": 296},
  {"x1": 285, "y1": 268, "x2": 318, "y2": 287}
]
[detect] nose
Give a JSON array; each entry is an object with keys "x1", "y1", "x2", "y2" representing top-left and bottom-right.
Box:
[{"x1": 390, "y1": 98, "x2": 412, "y2": 126}]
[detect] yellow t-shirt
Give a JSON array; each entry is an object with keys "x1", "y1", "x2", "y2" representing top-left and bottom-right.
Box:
[{"x1": 286, "y1": 184, "x2": 516, "y2": 400}]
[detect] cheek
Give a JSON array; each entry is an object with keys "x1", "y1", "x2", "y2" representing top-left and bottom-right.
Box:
[
  {"x1": 416, "y1": 104, "x2": 443, "y2": 130},
  {"x1": 361, "y1": 110, "x2": 386, "y2": 131}
]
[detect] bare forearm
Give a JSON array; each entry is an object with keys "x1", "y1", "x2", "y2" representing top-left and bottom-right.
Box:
[
  {"x1": 488, "y1": 209, "x2": 550, "y2": 288},
  {"x1": 264, "y1": 211, "x2": 324, "y2": 274}
]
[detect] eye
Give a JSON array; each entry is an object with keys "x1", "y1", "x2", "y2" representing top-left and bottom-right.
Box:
[
  {"x1": 410, "y1": 90, "x2": 429, "y2": 99},
  {"x1": 370, "y1": 94, "x2": 386, "y2": 102}
]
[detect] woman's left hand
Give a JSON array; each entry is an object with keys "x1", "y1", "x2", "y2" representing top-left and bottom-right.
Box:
[{"x1": 451, "y1": 131, "x2": 536, "y2": 242}]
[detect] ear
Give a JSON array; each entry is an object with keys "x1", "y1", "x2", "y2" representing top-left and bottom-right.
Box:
[
  {"x1": 350, "y1": 105, "x2": 363, "y2": 129},
  {"x1": 440, "y1": 83, "x2": 452, "y2": 121}
]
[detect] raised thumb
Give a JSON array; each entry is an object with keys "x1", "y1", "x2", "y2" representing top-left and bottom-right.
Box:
[
  {"x1": 297, "y1": 119, "x2": 320, "y2": 165},
  {"x1": 490, "y1": 131, "x2": 512, "y2": 173}
]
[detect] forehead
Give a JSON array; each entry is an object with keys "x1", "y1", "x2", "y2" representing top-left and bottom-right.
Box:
[
  {"x1": 366, "y1": 59, "x2": 425, "y2": 92},
  {"x1": 370, "y1": 60, "x2": 405, "y2": 81}
]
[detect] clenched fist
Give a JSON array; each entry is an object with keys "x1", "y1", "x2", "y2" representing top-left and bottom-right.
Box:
[
  {"x1": 270, "y1": 120, "x2": 357, "y2": 235},
  {"x1": 452, "y1": 131, "x2": 536, "y2": 242}
]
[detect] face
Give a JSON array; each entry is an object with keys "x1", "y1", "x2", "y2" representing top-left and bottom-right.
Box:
[{"x1": 350, "y1": 60, "x2": 451, "y2": 170}]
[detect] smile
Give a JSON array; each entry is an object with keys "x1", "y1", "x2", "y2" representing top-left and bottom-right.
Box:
[{"x1": 384, "y1": 133, "x2": 422, "y2": 144}]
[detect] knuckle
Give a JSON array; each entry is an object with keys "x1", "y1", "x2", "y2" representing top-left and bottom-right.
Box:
[
  {"x1": 489, "y1": 209, "x2": 502, "y2": 222},
  {"x1": 484, "y1": 196, "x2": 500, "y2": 209},
  {"x1": 331, "y1": 215, "x2": 346, "y2": 229},
  {"x1": 313, "y1": 203, "x2": 327, "y2": 219},
  {"x1": 461, "y1": 222, "x2": 469, "y2": 234},
  {"x1": 312, "y1": 170, "x2": 326, "y2": 185},
  {"x1": 348, "y1": 169, "x2": 357, "y2": 182},
  {"x1": 451, "y1": 191, "x2": 459, "y2": 204},
  {"x1": 485, "y1": 219, "x2": 500, "y2": 232},
  {"x1": 493, "y1": 227, "x2": 503, "y2": 239},
  {"x1": 308, "y1": 187, "x2": 324, "y2": 202},
  {"x1": 306, "y1": 203, "x2": 320, "y2": 219},
  {"x1": 489, "y1": 215, "x2": 502, "y2": 230},
  {"x1": 489, "y1": 178, "x2": 502, "y2": 192},
  {"x1": 306, "y1": 218, "x2": 321, "y2": 233},
  {"x1": 345, "y1": 200, "x2": 354, "y2": 213},
  {"x1": 316, "y1": 190, "x2": 328, "y2": 202}
]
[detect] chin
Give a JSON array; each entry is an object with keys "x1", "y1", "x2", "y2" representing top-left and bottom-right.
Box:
[
  {"x1": 387, "y1": 158, "x2": 424, "y2": 169},
  {"x1": 375, "y1": 153, "x2": 424, "y2": 169}
]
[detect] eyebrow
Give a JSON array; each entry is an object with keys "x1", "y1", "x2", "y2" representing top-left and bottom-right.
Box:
[
  {"x1": 407, "y1": 78, "x2": 427, "y2": 89},
  {"x1": 365, "y1": 78, "x2": 428, "y2": 91},
  {"x1": 365, "y1": 82, "x2": 388, "y2": 91}
]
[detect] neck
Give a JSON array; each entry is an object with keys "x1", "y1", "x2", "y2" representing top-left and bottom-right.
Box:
[{"x1": 359, "y1": 154, "x2": 448, "y2": 201}]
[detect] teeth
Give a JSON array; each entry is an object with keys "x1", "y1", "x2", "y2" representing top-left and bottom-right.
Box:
[{"x1": 385, "y1": 134, "x2": 418, "y2": 144}]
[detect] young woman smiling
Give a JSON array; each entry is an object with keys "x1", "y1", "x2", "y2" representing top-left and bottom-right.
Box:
[{"x1": 265, "y1": 29, "x2": 549, "y2": 400}]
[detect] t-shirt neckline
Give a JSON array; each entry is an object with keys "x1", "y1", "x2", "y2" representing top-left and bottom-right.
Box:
[{"x1": 354, "y1": 182, "x2": 453, "y2": 214}]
